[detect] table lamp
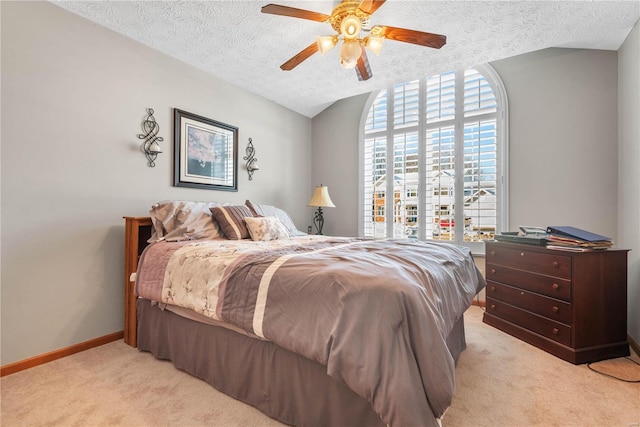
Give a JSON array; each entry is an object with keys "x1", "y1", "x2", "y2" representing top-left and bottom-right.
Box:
[{"x1": 307, "y1": 184, "x2": 335, "y2": 235}]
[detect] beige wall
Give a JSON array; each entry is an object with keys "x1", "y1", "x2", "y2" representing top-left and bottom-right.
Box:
[
  {"x1": 313, "y1": 48, "x2": 620, "y2": 239},
  {"x1": 310, "y1": 93, "x2": 369, "y2": 237},
  {"x1": 1, "y1": 1, "x2": 312, "y2": 365},
  {"x1": 2, "y1": 2, "x2": 637, "y2": 366},
  {"x1": 618, "y1": 19, "x2": 640, "y2": 344},
  {"x1": 312, "y1": 47, "x2": 634, "y2": 333},
  {"x1": 492, "y1": 49, "x2": 619, "y2": 237}
]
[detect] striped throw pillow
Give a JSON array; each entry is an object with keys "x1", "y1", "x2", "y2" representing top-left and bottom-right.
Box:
[{"x1": 209, "y1": 205, "x2": 254, "y2": 240}]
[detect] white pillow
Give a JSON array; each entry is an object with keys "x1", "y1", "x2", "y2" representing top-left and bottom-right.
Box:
[{"x1": 244, "y1": 216, "x2": 290, "y2": 241}]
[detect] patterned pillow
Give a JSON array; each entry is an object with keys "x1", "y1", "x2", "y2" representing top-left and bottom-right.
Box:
[
  {"x1": 209, "y1": 205, "x2": 254, "y2": 240},
  {"x1": 245, "y1": 216, "x2": 290, "y2": 241},
  {"x1": 245, "y1": 200, "x2": 307, "y2": 236},
  {"x1": 148, "y1": 200, "x2": 227, "y2": 242}
]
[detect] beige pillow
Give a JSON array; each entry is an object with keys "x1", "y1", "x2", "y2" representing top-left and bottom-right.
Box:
[
  {"x1": 245, "y1": 216, "x2": 290, "y2": 241},
  {"x1": 245, "y1": 200, "x2": 306, "y2": 236},
  {"x1": 209, "y1": 205, "x2": 254, "y2": 240}
]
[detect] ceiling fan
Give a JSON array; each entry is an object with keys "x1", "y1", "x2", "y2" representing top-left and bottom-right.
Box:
[{"x1": 261, "y1": 0, "x2": 446, "y2": 81}]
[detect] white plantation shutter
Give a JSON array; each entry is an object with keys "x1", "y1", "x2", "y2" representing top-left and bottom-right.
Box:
[
  {"x1": 426, "y1": 71, "x2": 456, "y2": 123},
  {"x1": 363, "y1": 90, "x2": 389, "y2": 237},
  {"x1": 365, "y1": 89, "x2": 387, "y2": 132},
  {"x1": 362, "y1": 136, "x2": 387, "y2": 238},
  {"x1": 424, "y1": 70, "x2": 457, "y2": 241},
  {"x1": 392, "y1": 131, "x2": 419, "y2": 238},
  {"x1": 425, "y1": 126, "x2": 456, "y2": 240},
  {"x1": 464, "y1": 68, "x2": 497, "y2": 117},
  {"x1": 394, "y1": 81, "x2": 420, "y2": 129},
  {"x1": 462, "y1": 70, "x2": 498, "y2": 241},
  {"x1": 463, "y1": 120, "x2": 497, "y2": 238},
  {"x1": 361, "y1": 65, "x2": 508, "y2": 251}
]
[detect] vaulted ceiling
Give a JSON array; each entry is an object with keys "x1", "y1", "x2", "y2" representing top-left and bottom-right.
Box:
[{"x1": 51, "y1": 1, "x2": 640, "y2": 117}]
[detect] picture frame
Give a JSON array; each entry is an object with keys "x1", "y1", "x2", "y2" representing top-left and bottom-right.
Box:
[{"x1": 173, "y1": 109, "x2": 238, "y2": 192}]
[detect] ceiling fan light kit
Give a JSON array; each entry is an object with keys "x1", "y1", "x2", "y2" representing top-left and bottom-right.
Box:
[{"x1": 261, "y1": 0, "x2": 446, "y2": 81}]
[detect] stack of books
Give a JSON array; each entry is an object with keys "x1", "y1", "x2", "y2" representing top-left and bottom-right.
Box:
[{"x1": 545, "y1": 226, "x2": 613, "y2": 251}]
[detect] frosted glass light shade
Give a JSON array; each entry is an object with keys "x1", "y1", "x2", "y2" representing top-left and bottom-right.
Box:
[
  {"x1": 317, "y1": 35, "x2": 338, "y2": 54},
  {"x1": 340, "y1": 15, "x2": 362, "y2": 38},
  {"x1": 365, "y1": 36, "x2": 384, "y2": 55},
  {"x1": 339, "y1": 40, "x2": 361, "y2": 69}
]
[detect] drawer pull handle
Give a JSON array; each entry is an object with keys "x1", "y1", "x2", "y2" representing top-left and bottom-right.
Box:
[
  {"x1": 490, "y1": 268, "x2": 496, "y2": 274},
  {"x1": 552, "y1": 328, "x2": 559, "y2": 335},
  {"x1": 490, "y1": 304, "x2": 496, "y2": 310},
  {"x1": 520, "y1": 291, "x2": 525, "y2": 296},
  {"x1": 552, "y1": 283, "x2": 559, "y2": 290},
  {"x1": 552, "y1": 306, "x2": 559, "y2": 313},
  {"x1": 490, "y1": 286, "x2": 496, "y2": 292},
  {"x1": 520, "y1": 252, "x2": 525, "y2": 257},
  {"x1": 553, "y1": 261, "x2": 559, "y2": 267}
]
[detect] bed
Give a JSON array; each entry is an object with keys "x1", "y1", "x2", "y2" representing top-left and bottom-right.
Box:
[{"x1": 124, "y1": 200, "x2": 486, "y2": 427}]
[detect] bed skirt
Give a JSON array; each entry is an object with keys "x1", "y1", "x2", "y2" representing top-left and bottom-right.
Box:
[{"x1": 136, "y1": 298, "x2": 467, "y2": 426}]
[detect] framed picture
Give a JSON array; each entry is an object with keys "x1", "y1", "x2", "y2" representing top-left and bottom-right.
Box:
[{"x1": 173, "y1": 109, "x2": 238, "y2": 191}]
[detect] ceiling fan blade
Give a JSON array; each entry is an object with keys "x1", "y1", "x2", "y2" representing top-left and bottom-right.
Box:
[
  {"x1": 377, "y1": 25, "x2": 446, "y2": 49},
  {"x1": 355, "y1": 47, "x2": 372, "y2": 81},
  {"x1": 357, "y1": 0, "x2": 386, "y2": 16},
  {"x1": 280, "y1": 42, "x2": 319, "y2": 71},
  {"x1": 261, "y1": 4, "x2": 330, "y2": 22}
]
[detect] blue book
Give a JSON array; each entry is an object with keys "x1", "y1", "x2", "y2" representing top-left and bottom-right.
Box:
[{"x1": 546, "y1": 226, "x2": 611, "y2": 242}]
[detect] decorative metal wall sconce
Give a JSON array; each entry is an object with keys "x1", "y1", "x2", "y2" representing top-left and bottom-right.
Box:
[
  {"x1": 137, "y1": 108, "x2": 163, "y2": 167},
  {"x1": 244, "y1": 137, "x2": 259, "y2": 180}
]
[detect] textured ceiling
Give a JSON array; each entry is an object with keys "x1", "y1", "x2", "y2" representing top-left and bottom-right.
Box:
[{"x1": 51, "y1": 1, "x2": 640, "y2": 117}]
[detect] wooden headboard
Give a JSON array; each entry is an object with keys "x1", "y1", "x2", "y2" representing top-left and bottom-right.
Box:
[{"x1": 123, "y1": 216, "x2": 153, "y2": 347}]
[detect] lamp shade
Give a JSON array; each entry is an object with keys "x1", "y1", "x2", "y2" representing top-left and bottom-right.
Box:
[{"x1": 307, "y1": 185, "x2": 336, "y2": 208}]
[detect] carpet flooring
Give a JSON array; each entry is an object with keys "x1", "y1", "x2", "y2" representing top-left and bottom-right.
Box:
[{"x1": 2, "y1": 306, "x2": 639, "y2": 426}]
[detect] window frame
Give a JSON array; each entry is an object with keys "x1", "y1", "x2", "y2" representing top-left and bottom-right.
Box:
[{"x1": 358, "y1": 64, "x2": 509, "y2": 254}]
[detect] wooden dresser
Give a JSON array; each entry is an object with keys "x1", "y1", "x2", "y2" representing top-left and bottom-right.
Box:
[
  {"x1": 483, "y1": 241, "x2": 629, "y2": 364},
  {"x1": 123, "y1": 216, "x2": 153, "y2": 347}
]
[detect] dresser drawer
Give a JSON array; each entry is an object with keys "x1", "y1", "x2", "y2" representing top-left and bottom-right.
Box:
[
  {"x1": 486, "y1": 264, "x2": 572, "y2": 301},
  {"x1": 486, "y1": 298, "x2": 571, "y2": 346},
  {"x1": 486, "y1": 246, "x2": 571, "y2": 279},
  {"x1": 486, "y1": 282, "x2": 572, "y2": 324}
]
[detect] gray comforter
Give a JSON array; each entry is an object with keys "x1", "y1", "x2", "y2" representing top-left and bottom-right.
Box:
[{"x1": 136, "y1": 236, "x2": 485, "y2": 426}]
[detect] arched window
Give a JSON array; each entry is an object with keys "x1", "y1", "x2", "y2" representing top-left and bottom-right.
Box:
[{"x1": 359, "y1": 65, "x2": 508, "y2": 253}]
